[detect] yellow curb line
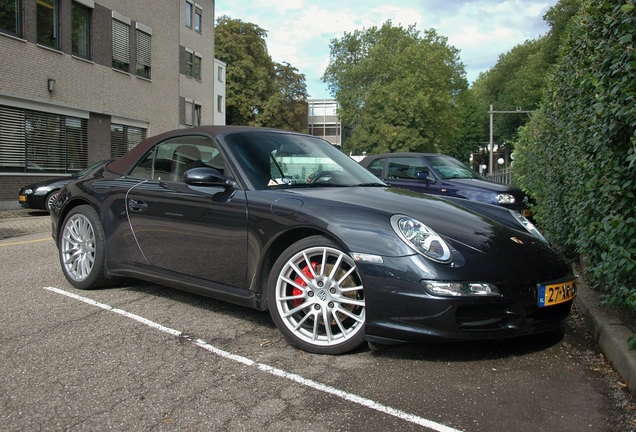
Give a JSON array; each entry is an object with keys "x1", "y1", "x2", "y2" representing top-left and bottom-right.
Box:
[{"x1": 0, "y1": 237, "x2": 51, "y2": 247}]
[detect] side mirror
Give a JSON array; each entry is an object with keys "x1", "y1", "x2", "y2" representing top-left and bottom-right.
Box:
[
  {"x1": 183, "y1": 167, "x2": 236, "y2": 188},
  {"x1": 416, "y1": 171, "x2": 433, "y2": 182}
]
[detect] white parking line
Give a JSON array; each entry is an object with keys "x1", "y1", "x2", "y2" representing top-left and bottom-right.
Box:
[{"x1": 44, "y1": 286, "x2": 462, "y2": 432}]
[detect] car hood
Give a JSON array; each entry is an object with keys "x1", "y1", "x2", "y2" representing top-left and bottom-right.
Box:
[
  {"x1": 442, "y1": 177, "x2": 523, "y2": 194},
  {"x1": 20, "y1": 176, "x2": 74, "y2": 191},
  {"x1": 283, "y1": 186, "x2": 549, "y2": 257}
]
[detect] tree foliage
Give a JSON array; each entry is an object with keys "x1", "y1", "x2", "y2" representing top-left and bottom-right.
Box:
[
  {"x1": 514, "y1": 0, "x2": 636, "y2": 331},
  {"x1": 322, "y1": 21, "x2": 469, "y2": 156},
  {"x1": 471, "y1": 0, "x2": 580, "y2": 147},
  {"x1": 214, "y1": 16, "x2": 308, "y2": 130}
]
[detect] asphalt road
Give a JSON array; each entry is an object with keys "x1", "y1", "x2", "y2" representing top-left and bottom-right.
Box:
[{"x1": 1, "y1": 211, "x2": 635, "y2": 431}]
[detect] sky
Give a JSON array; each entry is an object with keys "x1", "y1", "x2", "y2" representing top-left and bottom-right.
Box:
[{"x1": 215, "y1": 0, "x2": 559, "y2": 100}]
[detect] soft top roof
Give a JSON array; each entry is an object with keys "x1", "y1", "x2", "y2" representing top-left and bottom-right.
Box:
[{"x1": 106, "y1": 125, "x2": 286, "y2": 175}]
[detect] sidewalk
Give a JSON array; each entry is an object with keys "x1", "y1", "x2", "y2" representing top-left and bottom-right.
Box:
[
  {"x1": 0, "y1": 209, "x2": 51, "y2": 240},
  {"x1": 1, "y1": 208, "x2": 636, "y2": 394}
]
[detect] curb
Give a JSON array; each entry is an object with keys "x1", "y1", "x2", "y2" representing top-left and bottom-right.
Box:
[{"x1": 575, "y1": 283, "x2": 636, "y2": 394}]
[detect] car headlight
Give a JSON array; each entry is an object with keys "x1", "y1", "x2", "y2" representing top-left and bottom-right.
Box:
[
  {"x1": 33, "y1": 188, "x2": 49, "y2": 196},
  {"x1": 390, "y1": 215, "x2": 452, "y2": 263},
  {"x1": 510, "y1": 210, "x2": 547, "y2": 243},
  {"x1": 421, "y1": 281, "x2": 501, "y2": 297},
  {"x1": 22, "y1": 189, "x2": 33, "y2": 195},
  {"x1": 497, "y1": 193, "x2": 515, "y2": 205}
]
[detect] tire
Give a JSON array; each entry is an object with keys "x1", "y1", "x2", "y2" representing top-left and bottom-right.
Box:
[
  {"x1": 59, "y1": 205, "x2": 111, "y2": 289},
  {"x1": 267, "y1": 236, "x2": 366, "y2": 354},
  {"x1": 45, "y1": 190, "x2": 58, "y2": 212}
]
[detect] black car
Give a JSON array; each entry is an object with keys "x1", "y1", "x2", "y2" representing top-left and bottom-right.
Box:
[
  {"x1": 51, "y1": 126, "x2": 575, "y2": 354},
  {"x1": 18, "y1": 160, "x2": 110, "y2": 212},
  {"x1": 359, "y1": 153, "x2": 531, "y2": 217}
]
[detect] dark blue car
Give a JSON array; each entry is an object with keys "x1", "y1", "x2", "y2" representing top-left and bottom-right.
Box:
[{"x1": 359, "y1": 152, "x2": 531, "y2": 217}]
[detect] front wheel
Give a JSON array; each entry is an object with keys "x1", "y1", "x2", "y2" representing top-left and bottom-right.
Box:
[
  {"x1": 45, "y1": 190, "x2": 58, "y2": 212},
  {"x1": 268, "y1": 236, "x2": 366, "y2": 354},
  {"x1": 59, "y1": 205, "x2": 111, "y2": 289}
]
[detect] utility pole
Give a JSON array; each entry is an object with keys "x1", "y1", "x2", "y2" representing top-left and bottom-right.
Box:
[{"x1": 488, "y1": 105, "x2": 534, "y2": 175}]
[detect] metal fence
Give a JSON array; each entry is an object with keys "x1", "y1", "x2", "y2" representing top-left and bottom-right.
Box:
[{"x1": 484, "y1": 167, "x2": 512, "y2": 185}]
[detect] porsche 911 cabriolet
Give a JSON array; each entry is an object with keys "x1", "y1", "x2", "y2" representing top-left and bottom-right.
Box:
[{"x1": 51, "y1": 126, "x2": 576, "y2": 354}]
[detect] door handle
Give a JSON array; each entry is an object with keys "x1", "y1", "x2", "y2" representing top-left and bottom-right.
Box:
[{"x1": 128, "y1": 199, "x2": 148, "y2": 212}]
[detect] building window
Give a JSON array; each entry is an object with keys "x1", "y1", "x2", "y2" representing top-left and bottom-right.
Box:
[
  {"x1": 184, "y1": 49, "x2": 201, "y2": 79},
  {"x1": 194, "y1": 104, "x2": 201, "y2": 126},
  {"x1": 112, "y1": 14, "x2": 130, "y2": 72},
  {"x1": 136, "y1": 26, "x2": 152, "y2": 79},
  {"x1": 37, "y1": 0, "x2": 59, "y2": 49},
  {"x1": 111, "y1": 124, "x2": 146, "y2": 158},
  {"x1": 185, "y1": 100, "x2": 193, "y2": 125},
  {"x1": 0, "y1": 0, "x2": 21, "y2": 37},
  {"x1": 185, "y1": 50, "x2": 193, "y2": 75},
  {"x1": 217, "y1": 96, "x2": 223, "y2": 113},
  {"x1": 185, "y1": 1, "x2": 192, "y2": 28},
  {"x1": 217, "y1": 65, "x2": 224, "y2": 82},
  {"x1": 194, "y1": 7, "x2": 202, "y2": 32},
  {"x1": 0, "y1": 105, "x2": 87, "y2": 173},
  {"x1": 71, "y1": 1, "x2": 91, "y2": 59},
  {"x1": 185, "y1": 100, "x2": 201, "y2": 126},
  {"x1": 194, "y1": 55, "x2": 201, "y2": 80}
]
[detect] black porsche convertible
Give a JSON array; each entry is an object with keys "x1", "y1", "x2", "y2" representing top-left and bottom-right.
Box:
[{"x1": 51, "y1": 126, "x2": 576, "y2": 354}]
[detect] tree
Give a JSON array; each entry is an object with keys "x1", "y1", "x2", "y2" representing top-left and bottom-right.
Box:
[
  {"x1": 259, "y1": 62, "x2": 308, "y2": 132},
  {"x1": 214, "y1": 16, "x2": 308, "y2": 130},
  {"x1": 472, "y1": 39, "x2": 550, "y2": 144},
  {"x1": 322, "y1": 21, "x2": 469, "y2": 156},
  {"x1": 471, "y1": 0, "x2": 581, "y2": 147}
]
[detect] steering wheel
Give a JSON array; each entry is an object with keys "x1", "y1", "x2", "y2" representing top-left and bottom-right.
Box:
[{"x1": 309, "y1": 170, "x2": 337, "y2": 184}]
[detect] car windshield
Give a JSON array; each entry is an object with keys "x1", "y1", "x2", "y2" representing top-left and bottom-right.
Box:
[
  {"x1": 423, "y1": 155, "x2": 483, "y2": 180},
  {"x1": 224, "y1": 131, "x2": 385, "y2": 190}
]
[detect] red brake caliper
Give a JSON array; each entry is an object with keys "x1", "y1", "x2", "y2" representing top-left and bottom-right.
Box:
[{"x1": 293, "y1": 262, "x2": 317, "y2": 307}]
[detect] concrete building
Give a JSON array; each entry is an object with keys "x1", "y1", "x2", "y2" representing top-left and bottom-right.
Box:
[
  {"x1": 0, "y1": 0, "x2": 225, "y2": 206},
  {"x1": 307, "y1": 99, "x2": 341, "y2": 147}
]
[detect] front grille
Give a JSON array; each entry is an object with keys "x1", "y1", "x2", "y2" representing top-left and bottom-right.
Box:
[
  {"x1": 456, "y1": 304, "x2": 512, "y2": 331},
  {"x1": 456, "y1": 299, "x2": 571, "y2": 332}
]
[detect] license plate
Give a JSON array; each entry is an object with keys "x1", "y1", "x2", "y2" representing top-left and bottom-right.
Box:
[
  {"x1": 538, "y1": 279, "x2": 577, "y2": 307},
  {"x1": 19, "y1": 195, "x2": 26, "y2": 203}
]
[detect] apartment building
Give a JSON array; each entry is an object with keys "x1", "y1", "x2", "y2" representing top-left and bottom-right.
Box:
[
  {"x1": 307, "y1": 99, "x2": 341, "y2": 147},
  {"x1": 0, "y1": 0, "x2": 225, "y2": 204}
]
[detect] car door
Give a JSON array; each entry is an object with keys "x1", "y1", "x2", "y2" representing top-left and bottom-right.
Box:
[
  {"x1": 384, "y1": 156, "x2": 444, "y2": 196},
  {"x1": 126, "y1": 135, "x2": 248, "y2": 288}
]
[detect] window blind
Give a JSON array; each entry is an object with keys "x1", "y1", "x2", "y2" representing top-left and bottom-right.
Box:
[{"x1": 112, "y1": 19, "x2": 130, "y2": 64}]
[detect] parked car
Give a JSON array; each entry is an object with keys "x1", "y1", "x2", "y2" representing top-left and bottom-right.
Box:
[
  {"x1": 18, "y1": 160, "x2": 111, "y2": 212},
  {"x1": 51, "y1": 126, "x2": 575, "y2": 354},
  {"x1": 359, "y1": 153, "x2": 531, "y2": 217}
]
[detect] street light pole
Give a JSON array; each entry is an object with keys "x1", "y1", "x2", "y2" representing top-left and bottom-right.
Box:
[
  {"x1": 487, "y1": 105, "x2": 535, "y2": 175},
  {"x1": 489, "y1": 104, "x2": 494, "y2": 175}
]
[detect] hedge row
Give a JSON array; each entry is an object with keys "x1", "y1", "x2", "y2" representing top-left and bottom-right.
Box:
[{"x1": 514, "y1": 1, "x2": 636, "y2": 333}]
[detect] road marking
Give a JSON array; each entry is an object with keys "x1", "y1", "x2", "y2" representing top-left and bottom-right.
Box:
[
  {"x1": 44, "y1": 286, "x2": 462, "y2": 432},
  {"x1": 0, "y1": 237, "x2": 50, "y2": 247}
]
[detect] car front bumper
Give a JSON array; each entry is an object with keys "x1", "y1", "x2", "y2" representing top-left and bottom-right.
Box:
[{"x1": 359, "y1": 254, "x2": 574, "y2": 344}]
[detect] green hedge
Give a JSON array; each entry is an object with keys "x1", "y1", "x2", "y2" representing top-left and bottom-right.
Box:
[{"x1": 514, "y1": 0, "x2": 636, "y2": 337}]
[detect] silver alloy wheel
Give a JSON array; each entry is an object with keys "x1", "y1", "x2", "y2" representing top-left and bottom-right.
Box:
[
  {"x1": 61, "y1": 213, "x2": 96, "y2": 282},
  {"x1": 46, "y1": 192, "x2": 57, "y2": 212},
  {"x1": 274, "y1": 246, "x2": 365, "y2": 347}
]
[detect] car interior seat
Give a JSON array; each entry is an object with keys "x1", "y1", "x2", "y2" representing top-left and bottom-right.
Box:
[{"x1": 172, "y1": 145, "x2": 202, "y2": 181}]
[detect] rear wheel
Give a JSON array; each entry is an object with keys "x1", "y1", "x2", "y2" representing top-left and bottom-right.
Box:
[
  {"x1": 268, "y1": 236, "x2": 366, "y2": 354},
  {"x1": 59, "y1": 205, "x2": 111, "y2": 289}
]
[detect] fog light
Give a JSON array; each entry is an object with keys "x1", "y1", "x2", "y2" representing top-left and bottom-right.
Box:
[{"x1": 421, "y1": 281, "x2": 501, "y2": 297}]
